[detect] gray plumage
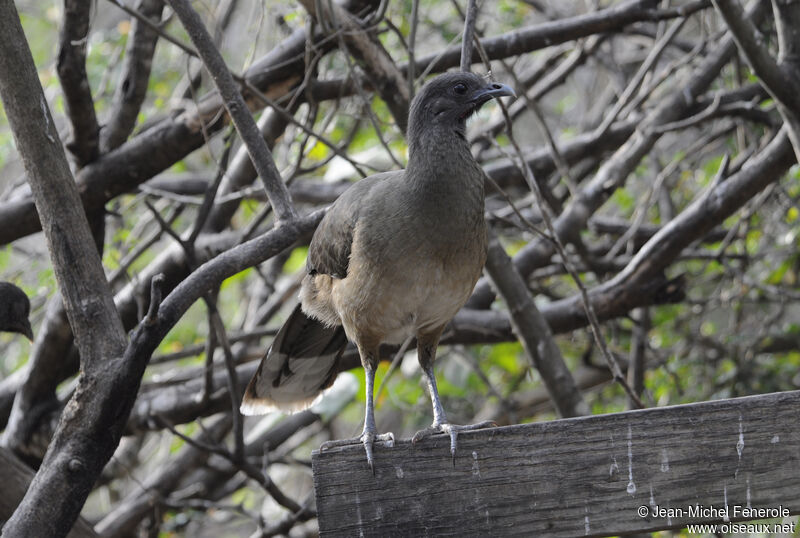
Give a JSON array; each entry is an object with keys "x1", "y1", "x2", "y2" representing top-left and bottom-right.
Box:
[
  {"x1": 0, "y1": 282, "x2": 33, "y2": 341},
  {"x1": 241, "y1": 72, "x2": 514, "y2": 468}
]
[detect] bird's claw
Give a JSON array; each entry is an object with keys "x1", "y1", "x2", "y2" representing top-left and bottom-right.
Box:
[
  {"x1": 321, "y1": 430, "x2": 395, "y2": 474},
  {"x1": 412, "y1": 421, "x2": 497, "y2": 464}
]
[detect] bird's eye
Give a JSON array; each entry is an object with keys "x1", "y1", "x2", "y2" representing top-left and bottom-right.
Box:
[{"x1": 453, "y1": 83, "x2": 467, "y2": 95}]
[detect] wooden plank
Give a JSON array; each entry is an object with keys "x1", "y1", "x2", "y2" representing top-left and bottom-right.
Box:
[{"x1": 312, "y1": 390, "x2": 800, "y2": 537}]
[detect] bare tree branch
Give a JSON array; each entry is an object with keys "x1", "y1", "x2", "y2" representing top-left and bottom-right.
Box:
[
  {"x1": 57, "y1": 0, "x2": 100, "y2": 165},
  {"x1": 101, "y1": 0, "x2": 166, "y2": 153},
  {"x1": 712, "y1": 0, "x2": 800, "y2": 161},
  {"x1": 300, "y1": 0, "x2": 410, "y2": 132},
  {"x1": 0, "y1": 0, "x2": 128, "y2": 533},
  {"x1": 95, "y1": 415, "x2": 232, "y2": 536},
  {"x1": 467, "y1": 2, "x2": 764, "y2": 310},
  {"x1": 0, "y1": 447, "x2": 98, "y2": 538},
  {"x1": 166, "y1": 0, "x2": 297, "y2": 222},
  {"x1": 484, "y1": 231, "x2": 590, "y2": 418},
  {"x1": 0, "y1": 0, "x2": 710, "y2": 246},
  {"x1": 460, "y1": 0, "x2": 479, "y2": 71},
  {"x1": 418, "y1": 0, "x2": 708, "y2": 73}
]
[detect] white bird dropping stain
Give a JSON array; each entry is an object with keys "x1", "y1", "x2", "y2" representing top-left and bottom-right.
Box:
[
  {"x1": 736, "y1": 416, "x2": 744, "y2": 459},
  {"x1": 723, "y1": 484, "x2": 730, "y2": 522},
  {"x1": 771, "y1": 435, "x2": 780, "y2": 444},
  {"x1": 609, "y1": 458, "x2": 619, "y2": 477},
  {"x1": 660, "y1": 449, "x2": 670, "y2": 472},
  {"x1": 735, "y1": 416, "x2": 744, "y2": 479},
  {"x1": 355, "y1": 491, "x2": 364, "y2": 533},
  {"x1": 626, "y1": 425, "x2": 637, "y2": 495},
  {"x1": 395, "y1": 466, "x2": 404, "y2": 479},
  {"x1": 471, "y1": 451, "x2": 481, "y2": 477},
  {"x1": 609, "y1": 434, "x2": 619, "y2": 477},
  {"x1": 746, "y1": 478, "x2": 752, "y2": 509},
  {"x1": 584, "y1": 506, "x2": 590, "y2": 535},
  {"x1": 649, "y1": 485, "x2": 656, "y2": 511}
]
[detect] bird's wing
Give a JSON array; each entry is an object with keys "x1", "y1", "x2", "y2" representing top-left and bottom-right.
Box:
[
  {"x1": 241, "y1": 171, "x2": 405, "y2": 414},
  {"x1": 307, "y1": 171, "x2": 403, "y2": 279}
]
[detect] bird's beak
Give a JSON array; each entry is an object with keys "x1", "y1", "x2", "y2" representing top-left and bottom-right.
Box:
[
  {"x1": 16, "y1": 320, "x2": 33, "y2": 341},
  {"x1": 471, "y1": 82, "x2": 516, "y2": 104}
]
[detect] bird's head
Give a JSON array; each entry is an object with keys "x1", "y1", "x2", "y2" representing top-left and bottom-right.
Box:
[
  {"x1": 408, "y1": 72, "x2": 515, "y2": 141},
  {"x1": 0, "y1": 282, "x2": 33, "y2": 341}
]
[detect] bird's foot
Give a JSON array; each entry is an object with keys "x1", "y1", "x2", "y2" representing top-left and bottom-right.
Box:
[
  {"x1": 321, "y1": 430, "x2": 395, "y2": 473},
  {"x1": 412, "y1": 421, "x2": 497, "y2": 463}
]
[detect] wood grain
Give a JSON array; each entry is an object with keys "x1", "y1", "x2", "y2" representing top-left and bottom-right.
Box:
[{"x1": 313, "y1": 390, "x2": 800, "y2": 537}]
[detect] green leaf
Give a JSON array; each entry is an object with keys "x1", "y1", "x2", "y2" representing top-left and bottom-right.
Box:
[{"x1": 284, "y1": 246, "x2": 308, "y2": 273}]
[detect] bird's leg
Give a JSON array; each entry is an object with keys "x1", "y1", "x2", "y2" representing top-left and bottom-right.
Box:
[
  {"x1": 412, "y1": 336, "x2": 496, "y2": 462},
  {"x1": 418, "y1": 360, "x2": 449, "y2": 428},
  {"x1": 320, "y1": 351, "x2": 394, "y2": 472}
]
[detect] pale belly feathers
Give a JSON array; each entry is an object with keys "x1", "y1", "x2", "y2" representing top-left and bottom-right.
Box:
[{"x1": 301, "y1": 218, "x2": 486, "y2": 349}]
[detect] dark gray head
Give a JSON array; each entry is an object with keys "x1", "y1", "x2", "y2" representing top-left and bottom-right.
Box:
[
  {"x1": 408, "y1": 72, "x2": 515, "y2": 143},
  {"x1": 0, "y1": 282, "x2": 33, "y2": 341}
]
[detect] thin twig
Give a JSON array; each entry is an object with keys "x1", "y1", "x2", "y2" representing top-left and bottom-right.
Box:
[
  {"x1": 594, "y1": 16, "x2": 688, "y2": 137},
  {"x1": 498, "y1": 105, "x2": 645, "y2": 408},
  {"x1": 105, "y1": 0, "x2": 199, "y2": 58},
  {"x1": 156, "y1": 416, "x2": 302, "y2": 512},
  {"x1": 460, "y1": 0, "x2": 479, "y2": 71},
  {"x1": 374, "y1": 335, "x2": 414, "y2": 405},
  {"x1": 408, "y1": 0, "x2": 420, "y2": 99},
  {"x1": 145, "y1": 274, "x2": 165, "y2": 326},
  {"x1": 167, "y1": 0, "x2": 298, "y2": 222}
]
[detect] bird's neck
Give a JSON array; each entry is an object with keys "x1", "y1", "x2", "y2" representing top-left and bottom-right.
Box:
[
  {"x1": 406, "y1": 126, "x2": 481, "y2": 190},
  {"x1": 404, "y1": 125, "x2": 485, "y2": 222}
]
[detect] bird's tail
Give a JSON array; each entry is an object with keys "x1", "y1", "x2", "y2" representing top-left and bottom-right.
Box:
[{"x1": 240, "y1": 304, "x2": 348, "y2": 415}]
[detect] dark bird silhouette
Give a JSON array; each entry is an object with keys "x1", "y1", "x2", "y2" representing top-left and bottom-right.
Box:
[
  {"x1": 241, "y1": 72, "x2": 515, "y2": 469},
  {"x1": 0, "y1": 282, "x2": 33, "y2": 341}
]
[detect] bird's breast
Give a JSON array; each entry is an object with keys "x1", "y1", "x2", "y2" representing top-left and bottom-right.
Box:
[{"x1": 332, "y1": 214, "x2": 486, "y2": 346}]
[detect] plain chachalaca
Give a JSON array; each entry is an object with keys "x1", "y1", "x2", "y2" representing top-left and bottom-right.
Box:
[
  {"x1": 0, "y1": 282, "x2": 33, "y2": 341},
  {"x1": 241, "y1": 72, "x2": 514, "y2": 469}
]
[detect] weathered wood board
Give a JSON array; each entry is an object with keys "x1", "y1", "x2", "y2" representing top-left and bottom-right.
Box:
[{"x1": 312, "y1": 390, "x2": 800, "y2": 537}]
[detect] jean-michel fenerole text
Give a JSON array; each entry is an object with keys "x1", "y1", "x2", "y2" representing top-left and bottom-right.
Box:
[{"x1": 650, "y1": 504, "x2": 789, "y2": 520}]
